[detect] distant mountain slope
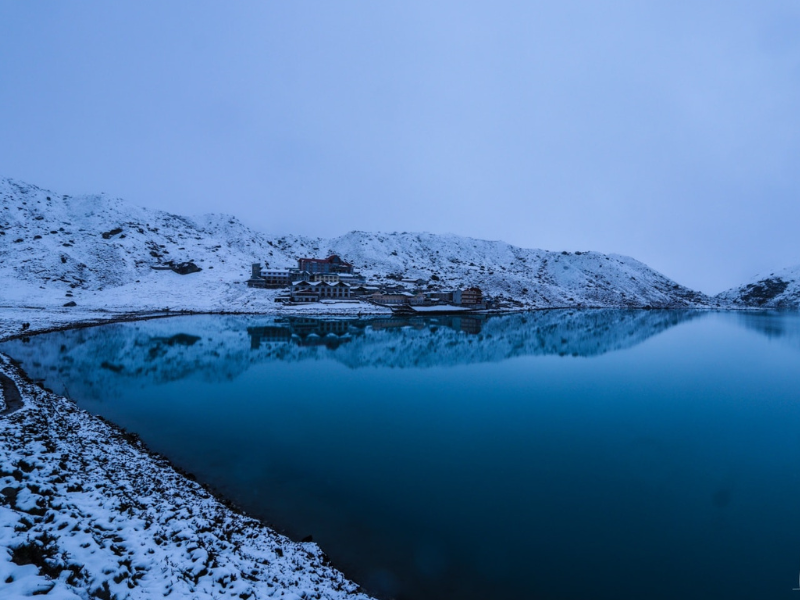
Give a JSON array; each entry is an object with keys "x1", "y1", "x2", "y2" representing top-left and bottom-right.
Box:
[
  {"x1": 1, "y1": 178, "x2": 710, "y2": 310},
  {"x1": 322, "y1": 231, "x2": 709, "y2": 308},
  {"x1": 716, "y1": 265, "x2": 800, "y2": 309}
]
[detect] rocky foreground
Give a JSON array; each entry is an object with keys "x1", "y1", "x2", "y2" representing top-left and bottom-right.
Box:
[{"x1": 0, "y1": 353, "x2": 371, "y2": 600}]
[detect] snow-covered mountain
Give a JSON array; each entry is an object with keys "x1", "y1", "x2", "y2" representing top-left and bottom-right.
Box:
[
  {"x1": 1, "y1": 178, "x2": 711, "y2": 310},
  {"x1": 716, "y1": 265, "x2": 800, "y2": 309}
]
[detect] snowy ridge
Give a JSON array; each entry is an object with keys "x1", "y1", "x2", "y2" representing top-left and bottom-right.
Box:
[
  {"x1": 1, "y1": 178, "x2": 711, "y2": 311},
  {"x1": 0, "y1": 354, "x2": 372, "y2": 600},
  {"x1": 322, "y1": 232, "x2": 710, "y2": 308},
  {"x1": 0, "y1": 311, "x2": 702, "y2": 401},
  {"x1": 716, "y1": 264, "x2": 800, "y2": 309}
]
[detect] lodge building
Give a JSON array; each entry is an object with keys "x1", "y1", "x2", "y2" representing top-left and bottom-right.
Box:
[
  {"x1": 297, "y1": 255, "x2": 354, "y2": 275},
  {"x1": 290, "y1": 280, "x2": 352, "y2": 302}
]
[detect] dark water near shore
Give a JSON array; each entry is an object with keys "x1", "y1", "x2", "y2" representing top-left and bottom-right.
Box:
[{"x1": 3, "y1": 310, "x2": 800, "y2": 599}]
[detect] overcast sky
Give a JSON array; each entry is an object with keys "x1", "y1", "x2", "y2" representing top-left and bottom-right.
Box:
[{"x1": 1, "y1": 2, "x2": 799, "y2": 293}]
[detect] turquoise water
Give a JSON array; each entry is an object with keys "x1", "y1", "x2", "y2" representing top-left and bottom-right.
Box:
[{"x1": 3, "y1": 310, "x2": 800, "y2": 599}]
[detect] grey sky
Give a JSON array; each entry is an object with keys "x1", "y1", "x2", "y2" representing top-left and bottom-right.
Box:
[{"x1": 1, "y1": 1, "x2": 799, "y2": 293}]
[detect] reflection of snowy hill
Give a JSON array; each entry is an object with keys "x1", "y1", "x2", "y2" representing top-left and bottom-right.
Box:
[
  {"x1": 1, "y1": 178, "x2": 710, "y2": 311},
  {"x1": 0, "y1": 311, "x2": 703, "y2": 400},
  {"x1": 733, "y1": 311, "x2": 800, "y2": 352}
]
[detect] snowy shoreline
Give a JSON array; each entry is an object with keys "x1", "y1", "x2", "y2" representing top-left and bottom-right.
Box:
[
  {"x1": 0, "y1": 302, "x2": 395, "y2": 346},
  {"x1": 0, "y1": 299, "x2": 790, "y2": 599},
  {"x1": 0, "y1": 308, "x2": 377, "y2": 600}
]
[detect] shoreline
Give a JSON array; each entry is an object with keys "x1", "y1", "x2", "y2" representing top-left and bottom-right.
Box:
[
  {"x1": 0, "y1": 303, "x2": 792, "y2": 598},
  {"x1": 0, "y1": 351, "x2": 375, "y2": 600},
  {"x1": 0, "y1": 301, "x2": 761, "y2": 346}
]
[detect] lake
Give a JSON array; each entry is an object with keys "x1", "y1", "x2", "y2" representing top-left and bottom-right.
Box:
[{"x1": 3, "y1": 310, "x2": 800, "y2": 599}]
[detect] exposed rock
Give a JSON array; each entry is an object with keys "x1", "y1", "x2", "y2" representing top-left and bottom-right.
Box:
[
  {"x1": 169, "y1": 261, "x2": 202, "y2": 275},
  {"x1": 716, "y1": 266, "x2": 800, "y2": 308},
  {"x1": 101, "y1": 227, "x2": 123, "y2": 239},
  {"x1": 740, "y1": 278, "x2": 789, "y2": 305}
]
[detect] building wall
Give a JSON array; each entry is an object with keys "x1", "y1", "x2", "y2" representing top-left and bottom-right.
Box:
[
  {"x1": 372, "y1": 293, "x2": 411, "y2": 305},
  {"x1": 318, "y1": 284, "x2": 350, "y2": 299},
  {"x1": 309, "y1": 273, "x2": 340, "y2": 283},
  {"x1": 290, "y1": 292, "x2": 320, "y2": 302},
  {"x1": 297, "y1": 255, "x2": 354, "y2": 275},
  {"x1": 427, "y1": 291, "x2": 454, "y2": 303},
  {"x1": 462, "y1": 288, "x2": 483, "y2": 304},
  {"x1": 291, "y1": 281, "x2": 351, "y2": 301},
  {"x1": 262, "y1": 271, "x2": 292, "y2": 286}
]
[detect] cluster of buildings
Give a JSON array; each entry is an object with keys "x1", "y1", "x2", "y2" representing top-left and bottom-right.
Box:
[
  {"x1": 249, "y1": 255, "x2": 363, "y2": 287},
  {"x1": 247, "y1": 255, "x2": 365, "y2": 302},
  {"x1": 246, "y1": 254, "x2": 488, "y2": 308}
]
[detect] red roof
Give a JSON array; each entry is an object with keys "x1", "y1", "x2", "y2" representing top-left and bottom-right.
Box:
[{"x1": 298, "y1": 255, "x2": 353, "y2": 267}]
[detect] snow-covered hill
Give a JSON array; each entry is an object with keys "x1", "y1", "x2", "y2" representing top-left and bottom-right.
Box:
[
  {"x1": 716, "y1": 265, "x2": 800, "y2": 309},
  {"x1": 1, "y1": 178, "x2": 711, "y2": 311},
  {"x1": 322, "y1": 232, "x2": 711, "y2": 308}
]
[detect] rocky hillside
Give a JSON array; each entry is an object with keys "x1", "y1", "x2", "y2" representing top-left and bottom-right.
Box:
[
  {"x1": 716, "y1": 265, "x2": 800, "y2": 309},
  {"x1": 1, "y1": 178, "x2": 711, "y2": 310}
]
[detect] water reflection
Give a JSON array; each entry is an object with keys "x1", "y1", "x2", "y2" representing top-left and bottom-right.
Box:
[
  {"x1": 2, "y1": 309, "x2": 800, "y2": 600},
  {"x1": 734, "y1": 310, "x2": 800, "y2": 352},
  {"x1": 246, "y1": 310, "x2": 698, "y2": 358},
  {"x1": 246, "y1": 315, "x2": 487, "y2": 350},
  {"x1": 0, "y1": 310, "x2": 704, "y2": 400}
]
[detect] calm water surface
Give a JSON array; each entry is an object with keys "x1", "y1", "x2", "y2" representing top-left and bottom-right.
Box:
[{"x1": 3, "y1": 310, "x2": 800, "y2": 599}]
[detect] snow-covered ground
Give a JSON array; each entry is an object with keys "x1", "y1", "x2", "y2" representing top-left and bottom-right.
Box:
[{"x1": 0, "y1": 353, "x2": 372, "y2": 600}]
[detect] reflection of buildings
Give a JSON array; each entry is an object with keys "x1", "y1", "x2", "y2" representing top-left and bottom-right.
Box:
[
  {"x1": 369, "y1": 316, "x2": 483, "y2": 334},
  {"x1": 248, "y1": 318, "x2": 359, "y2": 350},
  {"x1": 247, "y1": 326, "x2": 293, "y2": 348},
  {"x1": 0, "y1": 311, "x2": 706, "y2": 406},
  {"x1": 368, "y1": 319, "x2": 409, "y2": 331},
  {"x1": 247, "y1": 316, "x2": 485, "y2": 350},
  {"x1": 451, "y1": 316, "x2": 483, "y2": 334}
]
